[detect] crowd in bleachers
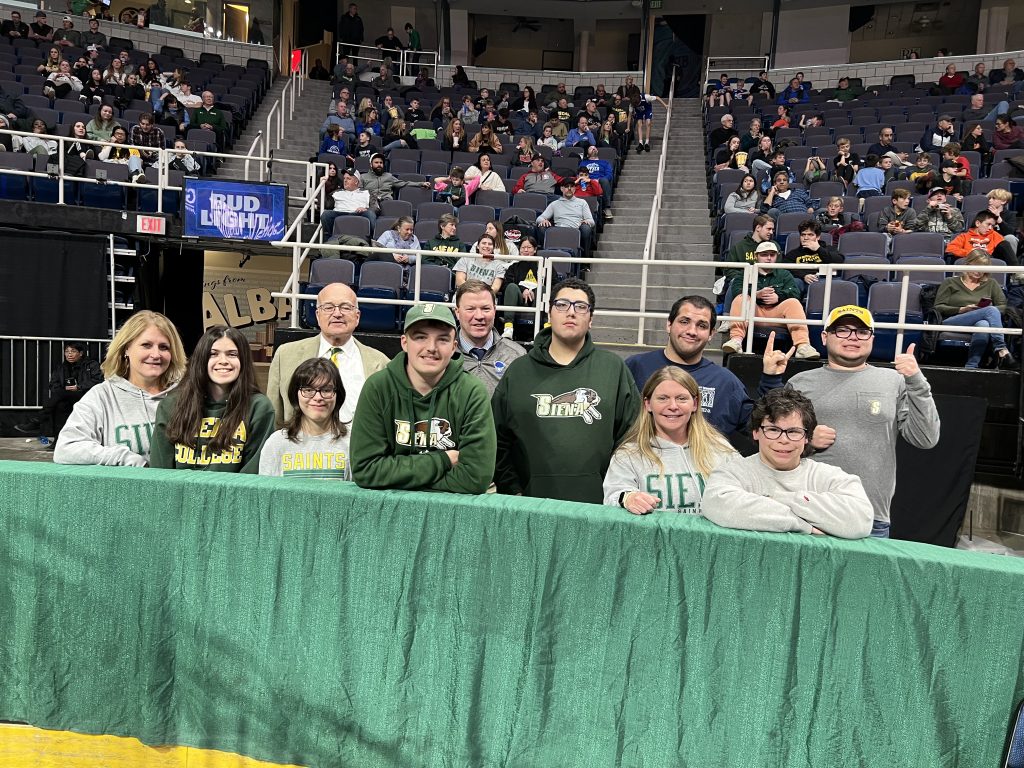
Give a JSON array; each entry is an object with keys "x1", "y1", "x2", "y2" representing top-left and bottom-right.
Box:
[
  {"x1": 706, "y1": 62, "x2": 1024, "y2": 370},
  {"x1": 0, "y1": 8, "x2": 270, "y2": 205},
  {"x1": 311, "y1": 60, "x2": 649, "y2": 329}
]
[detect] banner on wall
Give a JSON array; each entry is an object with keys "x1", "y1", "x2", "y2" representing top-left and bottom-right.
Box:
[{"x1": 184, "y1": 179, "x2": 289, "y2": 241}]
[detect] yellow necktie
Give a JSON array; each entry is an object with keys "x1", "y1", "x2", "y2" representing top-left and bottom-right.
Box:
[{"x1": 329, "y1": 347, "x2": 342, "y2": 366}]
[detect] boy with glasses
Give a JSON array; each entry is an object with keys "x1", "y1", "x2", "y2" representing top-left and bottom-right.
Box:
[
  {"x1": 703, "y1": 388, "x2": 873, "y2": 538},
  {"x1": 492, "y1": 278, "x2": 640, "y2": 503},
  {"x1": 763, "y1": 305, "x2": 940, "y2": 537}
]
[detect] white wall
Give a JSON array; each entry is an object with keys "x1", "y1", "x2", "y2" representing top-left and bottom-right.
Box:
[
  {"x1": 587, "y1": 19, "x2": 636, "y2": 72},
  {"x1": 707, "y1": 12, "x2": 765, "y2": 58},
  {"x1": 774, "y1": 5, "x2": 851, "y2": 67}
]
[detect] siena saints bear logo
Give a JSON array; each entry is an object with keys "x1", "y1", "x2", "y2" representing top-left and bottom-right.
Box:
[
  {"x1": 394, "y1": 418, "x2": 456, "y2": 450},
  {"x1": 532, "y1": 388, "x2": 602, "y2": 425}
]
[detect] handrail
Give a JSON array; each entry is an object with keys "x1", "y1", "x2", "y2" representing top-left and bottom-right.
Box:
[
  {"x1": 243, "y1": 129, "x2": 264, "y2": 180},
  {"x1": 335, "y1": 43, "x2": 440, "y2": 80},
  {"x1": 636, "y1": 65, "x2": 676, "y2": 345},
  {"x1": 703, "y1": 56, "x2": 771, "y2": 94}
]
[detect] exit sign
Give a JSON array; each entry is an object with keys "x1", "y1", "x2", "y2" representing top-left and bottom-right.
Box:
[
  {"x1": 650, "y1": 0, "x2": 662, "y2": 7},
  {"x1": 136, "y1": 214, "x2": 166, "y2": 235}
]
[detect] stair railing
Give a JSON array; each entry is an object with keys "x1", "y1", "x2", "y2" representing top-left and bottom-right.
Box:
[{"x1": 635, "y1": 65, "x2": 676, "y2": 345}]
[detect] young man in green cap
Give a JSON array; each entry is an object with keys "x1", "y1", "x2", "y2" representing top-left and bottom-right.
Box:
[{"x1": 350, "y1": 303, "x2": 496, "y2": 493}]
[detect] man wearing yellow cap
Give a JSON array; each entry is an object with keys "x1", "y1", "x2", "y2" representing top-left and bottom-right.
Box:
[{"x1": 762, "y1": 304, "x2": 940, "y2": 537}]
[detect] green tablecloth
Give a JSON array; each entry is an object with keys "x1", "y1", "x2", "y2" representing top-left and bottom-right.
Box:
[{"x1": 1, "y1": 461, "x2": 1023, "y2": 767}]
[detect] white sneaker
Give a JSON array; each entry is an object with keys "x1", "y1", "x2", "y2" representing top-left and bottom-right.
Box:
[
  {"x1": 722, "y1": 338, "x2": 743, "y2": 354},
  {"x1": 501, "y1": 322, "x2": 514, "y2": 339},
  {"x1": 795, "y1": 343, "x2": 820, "y2": 360}
]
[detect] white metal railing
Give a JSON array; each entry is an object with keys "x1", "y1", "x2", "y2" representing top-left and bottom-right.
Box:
[
  {"x1": 636, "y1": 65, "x2": 676, "y2": 345},
  {"x1": 0, "y1": 336, "x2": 110, "y2": 410},
  {"x1": 335, "y1": 43, "x2": 440, "y2": 82},
  {"x1": 263, "y1": 49, "x2": 305, "y2": 151},
  {"x1": 703, "y1": 56, "x2": 771, "y2": 96}
]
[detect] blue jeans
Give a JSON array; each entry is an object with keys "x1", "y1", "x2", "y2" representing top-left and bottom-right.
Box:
[
  {"x1": 870, "y1": 520, "x2": 890, "y2": 538},
  {"x1": 320, "y1": 209, "x2": 376, "y2": 237},
  {"x1": 942, "y1": 305, "x2": 1006, "y2": 368},
  {"x1": 984, "y1": 101, "x2": 1010, "y2": 121}
]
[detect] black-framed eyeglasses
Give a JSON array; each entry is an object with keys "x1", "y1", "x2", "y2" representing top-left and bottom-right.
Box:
[
  {"x1": 831, "y1": 326, "x2": 873, "y2": 340},
  {"x1": 759, "y1": 425, "x2": 808, "y2": 440},
  {"x1": 298, "y1": 386, "x2": 337, "y2": 399},
  {"x1": 316, "y1": 302, "x2": 357, "y2": 315},
  {"x1": 551, "y1": 299, "x2": 592, "y2": 314}
]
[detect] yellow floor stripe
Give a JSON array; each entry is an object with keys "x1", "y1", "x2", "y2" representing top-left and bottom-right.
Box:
[{"x1": 0, "y1": 724, "x2": 304, "y2": 768}]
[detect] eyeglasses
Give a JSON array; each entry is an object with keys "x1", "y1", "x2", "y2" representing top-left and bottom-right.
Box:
[
  {"x1": 759, "y1": 425, "x2": 808, "y2": 440},
  {"x1": 831, "y1": 326, "x2": 873, "y2": 340},
  {"x1": 551, "y1": 299, "x2": 592, "y2": 314},
  {"x1": 298, "y1": 386, "x2": 336, "y2": 399},
  {"x1": 316, "y1": 302, "x2": 357, "y2": 315}
]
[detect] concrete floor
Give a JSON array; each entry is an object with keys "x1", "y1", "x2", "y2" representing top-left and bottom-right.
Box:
[{"x1": 0, "y1": 436, "x2": 54, "y2": 463}]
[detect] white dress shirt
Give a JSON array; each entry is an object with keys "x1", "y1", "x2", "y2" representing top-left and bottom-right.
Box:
[{"x1": 318, "y1": 335, "x2": 366, "y2": 424}]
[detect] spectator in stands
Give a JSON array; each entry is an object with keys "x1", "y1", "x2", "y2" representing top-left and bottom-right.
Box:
[
  {"x1": 52, "y1": 16, "x2": 80, "y2": 47},
  {"x1": 604, "y1": 365, "x2": 737, "y2": 515},
  {"x1": 192, "y1": 90, "x2": 229, "y2": 150},
  {"x1": 268, "y1": 282, "x2": 387, "y2": 426},
  {"x1": 993, "y1": 117, "x2": 1024, "y2": 174},
  {"x1": 946, "y1": 211, "x2": 1017, "y2": 265},
  {"x1": 919, "y1": 114, "x2": 955, "y2": 154},
  {"x1": 379, "y1": 94, "x2": 401, "y2": 130},
  {"x1": 777, "y1": 77, "x2": 808, "y2": 105},
  {"x1": 424, "y1": 214, "x2": 465, "y2": 267},
  {"x1": 986, "y1": 189, "x2": 1020, "y2": 260},
  {"x1": 769, "y1": 105, "x2": 791, "y2": 134},
  {"x1": 513, "y1": 154, "x2": 562, "y2": 196},
  {"x1": 747, "y1": 71, "x2": 776, "y2": 104},
  {"x1": 853, "y1": 154, "x2": 884, "y2": 198},
  {"x1": 936, "y1": 64, "x2": 965, "y2": 95},
  {"x1": 867, "y1": 127, "x2": 906, "y2": 163},
  {"x1": 64, "y1": 120, "x2": 94, "y2": 172},
  {"x1": 80, "y1": 68, "x2": 106, "y2": 105},
  {"x1": 54, "y1": 311, "x2": 186, "y2": 467},
  {"x1": 432, "y1": 166, "x2": 476, "y2": 209},
  {"x1": 875, "y1": 153, "x2": 900, "y2": 186},
  {"x1": 370, "y1": 64, "x2": 398, "y2": 92},
  {"x1": 454, "y1": 235, "x2": 507, "y2": 299},
  {"x1": 469, "y1": 221, "x2": 518, "y2": 258},
  {"x1": 170, "y1": 80, "x2": 201, "y2": 110},
  {"x1": 430, "y1": 97, "x2": 455, "y2": 130},
  {"x1": 762, "y1": 171, "x2": 815, "y2": 218},
  {"x1": 150, "y1": 326, "x2": 275, "y2": 473},
  {"x1": 167, "y1": 138, "x2": 202, "y2": 175},
  {"x1": 942, "y1": 142, "x2": 971, "y2": 181},
  {"x1": 360, "y1": 152, "x2": 429, "y2": 201},
  {"x1": 876, "y1": 188, "x2": 918, "y2": 237},
  {"x1": 462, "y1": 152, "x2": 505, "y2": 192},
  {"x1": 403, "y1": 97, "x2": 426, "y2": 124},
  {"x1": 565, "y1": 115, "x2": 595, "y2": 149},
  {"x1": 29, "y1": 10, "x2": 53, "y2": 43},
  {"x1": 308, "y1": 59, "x2": 330, "y2": 81},
  {"x1": 381, "y1": 117, "x2": 416, "y2": 155},
  {"x1": 934, "y1": 250, "x2": 1015, "y2": 368},
  {"x1": 493, "y1": 277, "x2": 640, "y2": 503},
  {"x1": 511, "y1": 86, "x2": 537, "y2": 114},
  {"x1": 351, "y1": 129, "x2": 374, "y2": 158},
  {"x1": 156, "y1": 93, "x2": 189, "y2": 137},
  {"x1": 318, "y1": 123, "x2": 347, "y2": 157},
  {"x1": 769, "y1": 304, "x2": 940, "y2": 534},
  {"x1": 800, "y1": 155, "x2": 829, "y2": 186},
  {"x1": 537, "y1": 122, "x2": 561, "y2": 152},
  {"x1": 631, "y1": 90, "x2": 656, "y2": 153},
  {"x1": 101, "y1": 57, "x2": 127, "y2": 100},
  {"x1": 43, "y1": 60, "x2": 82, "y2": 100},
  {"x1": 912, "y1": 188, "x2": 964, "y2": 239},
  {"x1": 86, "y1": 103, "x2": 117, "y2": 142},
  {"x1": 537, "y1": 177, "x2": 595, "y2": 256},
  {"x1": 722, "y1": 241, "x2": 820, "y2": 359},
  {"x1": 907, "y1": 151, "x2": 937, "y2": 193},
  {"x1": 830, "y1": 137, "x2": 859, "y2": 190},
  {"x1": 814, "y1": 196, "x2": 858, "y2": 232},
  {"x1": 724, "y1": 173, "x2": 760, "y2": 214},
  {"x1": 595, "y1": 115, "x2": 621, "y2": 153},
  {"x1": 413, "y1": 68, "x2": 434, "y2": 91},
  {"x1": 724, "y1": 214, "x2": 776, "y2": 302},
  {"x1": 321, "y1": 167, "x2": 376, "y2": 235},
  {"x1": 784, "y1": 219, "x2": 844, "y2": 294},
  {"x1": 713, "y1": 136, "x2": 748, "y2": 175},
  {"x1": 573, "y1": 167, "x2": 606, "y2": 218},
  {"x1": 99, "y1": 125, "x2": 146, "y2": 182},
  {"x1": 1, "y1": 10, "x2": 28, "y2": 39},
  {"x1": 458, "y1": 94, "x2": 479, "y2": 124},
  {"x1": 514, "y1": 136, "x2": 536, "y2": 166},
  {"x1": 321, "y1": 100, "x2": 356, "y2": 142},
  {"x1": 15, "y1": 119, "x2": 56, "y2": 158},
  {"x1": 16, "y1": 342, "x2": 103, "y2": 442},
  {"x1": 80, "y1": 18, "x2": 106, "y2": 50},
  {"x1": 337, "y1": 4, "x2": 364, "y2": 61},
  {"x1": 129, "y1": 112, "x2": 165, "y2": 172},
  {"x1": 965, "y1": 63, "x2": 988, "y2": 94},
  {"x1": 706, "y1": 73, "x2": 733, "y2": 108},
  {"x1": 746, "y1": 136, "x2": 775, "y2": 175},
  {"x1": 373, "y1": 215, "x2": 420, "y2": 268},
  {"x1": 961, "y1": 122, "x2": 992, "y2": 174},
  {"x1": 441, "y1": 117, "x2": 467, "y2": 151},
  {"x1": 259, "y1": 358, "x2": 351, "y2": 479},
  {"x1": 501, "y1": 235, "x2": 542, "y2": 316},
  {"x1": 703, "y1": 388, "x2": 873, "y2": 539},
  {"x1": 37, "y1": 47, "x2": 63, "y2": 76},
  {"x1": 738, "y1": 117, "x2": 763, "y2": 153},
  {"x1": 468, "y1": 122, "x2": 502, "y2": 153},
  {"x1": 707, "y1": 113, "x2": 737, "y2": 151},
  {"x1": 827, "y1": 76, "x2": 859, "y2": 103},
  {"x1": 451, "y1": 65, "x2": 469, "y2": 88},
  {"x1": 350, "y1": 302, "x2": 497, "y2": 494},
  {"x1": 580, "y1": 145, "x2": 614, "y2": 216},
  {"x1": 374, "y1": 27, "x2": 404, "y2": 57},
  {"x1": 989, "y1": 58, "x2": 1024, "y2": 92},
  {"x1": 962, "y1": 92, "x2": 1008, "y2": 124}
]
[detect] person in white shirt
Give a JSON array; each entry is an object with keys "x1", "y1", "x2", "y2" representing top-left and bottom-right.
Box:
[
  {"x1": 320, "y1": 168, "x2": 376, "y2": 237},
  {"x1": 703, "y1": 387, "x2": 873, "y2": 539},
  {"x1": 266, "y1": 282, "x2": 388, "y2": 426}
]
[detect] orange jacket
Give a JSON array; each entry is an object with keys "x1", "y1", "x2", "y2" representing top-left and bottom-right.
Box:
[{"x1": 945, "y1": 227, "x2": 1004, "y2": 258}]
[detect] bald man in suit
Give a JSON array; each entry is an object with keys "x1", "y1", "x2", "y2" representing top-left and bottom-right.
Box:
[{"x1": 267, "y1": 282, "x2": 389, "y2": 425}]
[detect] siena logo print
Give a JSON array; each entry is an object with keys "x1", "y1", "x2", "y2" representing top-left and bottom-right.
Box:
[{"x1": 532, "y1": 388, "x2": 602, "y2": 424}]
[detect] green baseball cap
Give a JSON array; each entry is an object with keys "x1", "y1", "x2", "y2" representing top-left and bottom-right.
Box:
[{"x1": 403, "y1": 302, "x2": 457, "y2": 332}]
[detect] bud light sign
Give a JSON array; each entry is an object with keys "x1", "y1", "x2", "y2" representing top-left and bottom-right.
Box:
[{"x1": 183, "y1": 178, "x2": 288, "y2": 241}]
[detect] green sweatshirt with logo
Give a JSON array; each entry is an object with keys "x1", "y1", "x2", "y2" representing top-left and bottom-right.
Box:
[
  {"x1": 491, "y1": 328, "x2": 640, "y2": 504},
  {"x1": 350, "y1": 351, "x2": 496, "y2": 493}
]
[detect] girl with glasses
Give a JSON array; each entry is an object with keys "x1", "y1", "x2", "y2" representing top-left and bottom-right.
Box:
[
  {"x1": 260, "y1": 358, "x2": 351, "y2": 479},
  {"x1": 150, "y1": 326, "x2": 275, "y2": 472}
]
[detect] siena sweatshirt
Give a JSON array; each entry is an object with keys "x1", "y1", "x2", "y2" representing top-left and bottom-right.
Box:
[
  {"x1": 54, "y1": 375, "x2": 177, "y2": 467},
  {"x1": 602, "y1": 437, "x2": 738, "y2": 514},
  {"x1": 703, "y1": 454, "x2": 874, "y2": 539}
]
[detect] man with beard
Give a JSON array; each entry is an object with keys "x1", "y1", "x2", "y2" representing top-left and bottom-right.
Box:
[
  {"x1": 764, "y1": 305, "x2": 940, "y2": 538},
  {"x1": 359, "y1": 152, "x2": 429, "y2": 202}
]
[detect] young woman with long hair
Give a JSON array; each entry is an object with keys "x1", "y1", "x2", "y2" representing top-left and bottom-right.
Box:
[
  {"x1": 603, "y1": 366, "x2": 736, "y2": 514},
  {"x1": 723, "y1": 172, "x2": 760, "y2": 213},
  {"x1": 470, "y1": 220, "x2": 518, "y2": 256},
  {"x1": 150, "y1": 326, "x2": 275, "y2": 472},
  {"x1": 54, "y1": 311, "x2": 186, "y2": 466},
  {"x1": 468, "y1": 122, "x2": 502, "y2": 153},
  {"x1": 259, "y1": 358, "x2": 351, "y2": 479}
]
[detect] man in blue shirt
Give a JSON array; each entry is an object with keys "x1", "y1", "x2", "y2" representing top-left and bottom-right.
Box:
[
  {"x1": 579, "y1": 145, "x2": 614, "y2": 219},
  {"x1": 565, "y1": 115, "x2": 596, "y2": 148},
  {"x1": 777, "y1": 77, "x2": 808, "y2": 105}
]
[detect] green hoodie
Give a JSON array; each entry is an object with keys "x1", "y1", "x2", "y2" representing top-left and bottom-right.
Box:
[
  {"x1": 491, "y1": 328, "x2": 640, "y2": 504},
  {"x1": 350, "y1": 351, "x2": 496, "y2": 493},
  {"x1": 423, "y1": 234, "x2": 465, "y2": 267},
  {"x1": 149, "y1": 391, "x2": 276, "y2": 473}
]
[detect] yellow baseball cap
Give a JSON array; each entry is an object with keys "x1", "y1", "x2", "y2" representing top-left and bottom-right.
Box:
[{"x1": 826, "y1": 305, "x2": 873, "y2": 329}]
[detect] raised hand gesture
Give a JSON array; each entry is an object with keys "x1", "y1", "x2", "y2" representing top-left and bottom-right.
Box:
[
  {"x1": 894, "y1": 342, "x2": 920, "y2": 378},
  {"x1": 763, "y1": 331, "x2": 796, "y2": 375}
]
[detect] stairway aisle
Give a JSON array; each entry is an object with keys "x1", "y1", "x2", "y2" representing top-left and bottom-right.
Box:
[{"x1": 588, "y1": 98, "x2": 718, "y2": 349}]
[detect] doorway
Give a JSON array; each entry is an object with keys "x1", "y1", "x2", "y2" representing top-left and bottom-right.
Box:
[
  {"x1": 223, "y1": 2, "x2": 249, "y2": 43},
  {"x1": 661, "y1": 15, "x2": 706, "y2": 98}
]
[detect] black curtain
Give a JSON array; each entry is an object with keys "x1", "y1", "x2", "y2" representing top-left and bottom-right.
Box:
[
  {"x1": 890, "y1": 394, "x2": 987, "y2": 546},
  {"x1": 0, "y1": 229, "x2": 108, "y2": 339}
]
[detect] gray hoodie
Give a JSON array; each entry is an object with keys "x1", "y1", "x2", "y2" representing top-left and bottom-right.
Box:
[
  {"x1": 54, "y1": 375, "x2": 177, "y2": 467},
  {"x1": 602, "y1": 437, "x2": 737, "y2": 514}
]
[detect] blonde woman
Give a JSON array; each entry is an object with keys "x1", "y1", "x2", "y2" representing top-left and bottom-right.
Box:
[
  {"x1": 442, "y1": 117, "x2": 467, "y2": 151},
  {"x1": 54, "y1": 311, "x2": 186, "y2": 466},
  {"x1": 987, "y1": 188, "x2": 1020, "y2": 258},
  {"x1": 603, "y1": 366, "x2": 737, "y2": 514}
]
